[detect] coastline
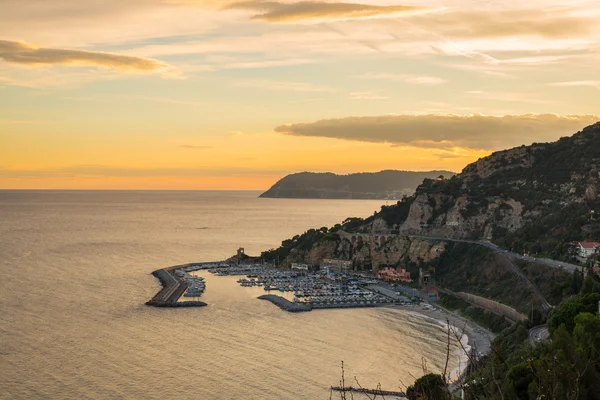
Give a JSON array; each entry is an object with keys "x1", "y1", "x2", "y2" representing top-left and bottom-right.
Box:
[{"x1": 383, "y1": 303, "x2": 495, "y2": 380}]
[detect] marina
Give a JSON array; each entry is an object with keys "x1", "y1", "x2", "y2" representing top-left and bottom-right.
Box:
[
  {"x1": 146, "y1": 261, "x2": 421, "y2": 311},
  {"x1": 208, "y1": 263, "x2": 416, "y2": 311}
]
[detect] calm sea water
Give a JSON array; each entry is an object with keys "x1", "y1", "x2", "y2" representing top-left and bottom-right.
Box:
[{"x1": 0, "y1": 191, "x2": 461, "y2": 399}]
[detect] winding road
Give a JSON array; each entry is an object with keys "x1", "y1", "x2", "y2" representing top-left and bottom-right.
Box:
[
  {"x1": 529, "y1": 324, "x2": 551, "y2": 344},
  {"x1": 338, "y1": 230, "x2": 585, "y2": 310}
]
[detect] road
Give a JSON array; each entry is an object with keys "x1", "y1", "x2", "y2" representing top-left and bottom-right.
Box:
[
  {"x1": 407, "y1": 234, "x2": 582, "y2": 274},
  {"x1": 338, "y1": 230, "x2": 583, "y2": 309},
  {"x1": 338, "y1": 230, "x2": 583, "y2": 274},
  {"x1": 528, "y1": 324, "x2": 550, "y2": 345}
]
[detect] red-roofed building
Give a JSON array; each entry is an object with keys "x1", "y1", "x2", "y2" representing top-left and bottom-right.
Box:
[
  {"x1": 377, "y1": 267, "x2": 412, "y2": 283},
  {"x1": 577, "y1": 241, "x2": 600, "y2": 258}
]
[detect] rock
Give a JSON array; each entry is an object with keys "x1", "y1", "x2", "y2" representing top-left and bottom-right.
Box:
[{"x1": 585, "y1": 184, "x2": 597, "y2": 201}]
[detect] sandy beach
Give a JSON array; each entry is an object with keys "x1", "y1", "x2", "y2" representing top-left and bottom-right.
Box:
[{"x1": 385, "y1": 304, "x2": 495, "y2": 362}]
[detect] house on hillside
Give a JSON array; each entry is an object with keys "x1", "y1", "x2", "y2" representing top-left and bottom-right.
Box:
[{"x1": 577, "y1": 241, "x2": 600, "y2": 258}]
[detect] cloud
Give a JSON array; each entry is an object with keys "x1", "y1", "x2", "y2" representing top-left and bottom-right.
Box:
[
  {"x1": 274, "y1": 114, "x2": 600, "y2": 150},
  {"x1": 226, "y1": 1, "x2": 425, "y2": 22},
  {"x1": 0, "y1": 40, "x2": 168, "y2": 72},
  {"x1": 234, "y1": 79, "x2": 335, "y2": 92},
  {"x1": 357, "y1": 72, "x2": 446, "y2": 85},
  {"x1": 550, "y1": 81, "x2": 600, "y2": 89},
  {"x1": 466, "y1": 90, "x2": 556, "y2": 105},
  {"x1": 406, "y1": 6, "x2": 596, "y2": 41},
  {"x1": 349, "y1": 91, "x2": 387, "y2": 100}
]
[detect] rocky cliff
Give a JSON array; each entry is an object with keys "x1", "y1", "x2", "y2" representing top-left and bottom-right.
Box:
[
  {"x1": 364, "y1": 122, "x2": 600, "y2": 255},
  {"x1": 281, "y1": 234, "x2": 446, "y2": 271},
  {"x1": 262, "y1": 121, "x2": 600, "y2": 268}
]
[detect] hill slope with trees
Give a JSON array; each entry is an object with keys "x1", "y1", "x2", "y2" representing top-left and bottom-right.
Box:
[{"x1": 259, "y1": 170, "x2": 455, "y2": 199}]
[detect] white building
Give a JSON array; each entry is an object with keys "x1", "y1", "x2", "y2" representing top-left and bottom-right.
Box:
[
  {"x1": 577, "y1": 241, "x2": 600, "y2": 258},
  {"x1": 321, "y1": 259, "x2": 352, "y2": 274},
  {"x1": 291, "y1": 263, "x2": 310, "y2": 271}
]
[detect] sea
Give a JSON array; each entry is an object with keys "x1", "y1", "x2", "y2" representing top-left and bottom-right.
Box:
[{"x1": 0, "y1": 190, "x2": 464, "y2": 400}]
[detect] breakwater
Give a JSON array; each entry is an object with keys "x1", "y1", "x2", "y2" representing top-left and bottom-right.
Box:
[
  {"x1": 146, "y1": 268, "x2": 206, "y2": 308},
  {"x1": 257, "y1": 295, "x2": 398, "y2": 312},
  {"x1": 257, "y1": 295, "x2": 312, "y2": 312}
]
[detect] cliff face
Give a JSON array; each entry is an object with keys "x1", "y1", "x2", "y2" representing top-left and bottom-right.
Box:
[
  {"x1": 391, "y1": 193, "x2": 524, "y2": 240},
  {"x1": 281, "y1": 235, "x2": 445, "y2": 271},
  {"x1": 263, "y1": 121, "x2": 600, "y2": 268},
  {"x1": 370, "y1": 122, "x2": 600, "y2": 249}
]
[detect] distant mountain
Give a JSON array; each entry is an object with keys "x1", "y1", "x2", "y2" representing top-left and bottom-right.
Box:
[{"x1": 259, "y1": 170, "x2": 456, "y2": 199}]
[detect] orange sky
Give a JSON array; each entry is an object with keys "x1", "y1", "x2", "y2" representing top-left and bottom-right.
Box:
[{"x1": 1, "y1": 0, "x2": 599, "y2": 189}]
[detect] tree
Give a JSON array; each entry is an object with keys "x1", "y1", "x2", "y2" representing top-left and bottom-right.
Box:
[{"x1": 406, "y1": 373, "x2": 449, "y2": 400}]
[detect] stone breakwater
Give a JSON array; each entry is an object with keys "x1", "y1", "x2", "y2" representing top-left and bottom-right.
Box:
[
  {"x1": 146, "y1": 267, "x2": 207, "y2": 308},
  {"x1": 257, "y1": 294, "x2": 395, "y2": 312},
  {"x1": 257, "y1": 295, "x2": 312, "y2": 312}
]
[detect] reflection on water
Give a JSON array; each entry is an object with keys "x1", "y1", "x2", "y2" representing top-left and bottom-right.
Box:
[{"x1": 1, "y1": 191, "x2": 460, "y2": 400}]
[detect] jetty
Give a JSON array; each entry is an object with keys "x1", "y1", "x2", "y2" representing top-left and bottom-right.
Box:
[
  {"x1": 331, "y1": 386, "x2": 406, "y2": 398},
  {"x1": 257, "y1": 295, "x2": 312, "y2": 312},
  {"x1": 146, "y1": 263, "x2": 215, "y2": 308}
]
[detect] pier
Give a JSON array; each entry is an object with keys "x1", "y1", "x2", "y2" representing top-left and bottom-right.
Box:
[
  {"x1": 146, "y1": 264, "x2": 210, "y2": 308},
  {"x1": 257, "y1": 295, "x2": 312, "y2": 312},
  {"x1": 331, "y1": 386, "x2": 406, "y2": 398}
]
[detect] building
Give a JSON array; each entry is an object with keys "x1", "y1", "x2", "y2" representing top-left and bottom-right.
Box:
[
  {"x1": 291, "y1": 263, "x2": 310, "y2": 271},
  {"x1": 321, "y1": 259, "x2": 353, "y2": 274},
  {"x1": 577, "y1": 241, "x2": 600, "y2": 258},
  {"x1": 376, "y1": 267, "x2": 412, "y2": 283}
]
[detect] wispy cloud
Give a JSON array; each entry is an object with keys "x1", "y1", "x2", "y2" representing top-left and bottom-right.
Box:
[
  {"x1": 349, "y1": 91, "x2": 387, "y2": 100},
  {"x1": 226, "y1": 1, "x2": 426, "y2": 22},
  {"x1": 466, "y1": 90, "x2": 556, "y2": 105},
  {"x1": 0, "y1": 40, "x2": 169, "y2": 72},
  {"x1": 234, "y1": 79, "x2": 335, "y2": 92},
  {"x1": 550, "y1": 80, "x2": 600, "y2": 89},
  {"x1": 357, "y1": 72, "x2": 446, "y2": 85},
  {"x1": 274, "y1": 113, "x2": 599, "y2": 150}
]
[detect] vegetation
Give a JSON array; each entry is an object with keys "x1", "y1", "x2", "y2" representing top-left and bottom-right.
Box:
[
  {"x1": 259, "y1": 170, "x2": 455, "y2": 199},
  {"x1": 515, "y1": 260, "x2": 582, "y2": 305},
  {"x1": 434, "y1": 243, "x2": 538, "y2": 314},
  {"x1": 399, "y1": 274, "x2": 600, "y2": 399},
  {"x1": 437, "y1": 293, "x2": 511, "y2": 333},
  {"x1": 464, "y1": 274, "x2": 600, "y2": 399},
  {"x1": 406, "y1": 373, "x2": 450, "y2": 400},
  {"x1": 260, "y1": 226, "x2": 333, "y2": 264}
]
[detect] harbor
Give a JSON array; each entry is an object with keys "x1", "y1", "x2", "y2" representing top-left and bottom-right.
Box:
[
  {"x1": 207, "y1": 263, "x2": 418, "y2": 312},
  {"x1": 146, "y1": 260, "x2": 422, "y2": 311}
]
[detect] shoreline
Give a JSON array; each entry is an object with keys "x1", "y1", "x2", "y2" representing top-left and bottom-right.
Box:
[
  {"x1": 145, "y1": 263, "x2": 494, "y2": 359},
  {"x1": 382, "y1": 303, "x2": 495, "y2": 380}
]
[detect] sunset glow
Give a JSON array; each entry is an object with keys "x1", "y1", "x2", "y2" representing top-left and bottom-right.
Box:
[{"x1": 2, "y1": 0, "x2": 599, "y2": 189}]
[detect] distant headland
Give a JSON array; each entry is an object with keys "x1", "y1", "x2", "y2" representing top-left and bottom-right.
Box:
[{"x1": 259, "y1": 170, "x2": 456, "y2": 200}]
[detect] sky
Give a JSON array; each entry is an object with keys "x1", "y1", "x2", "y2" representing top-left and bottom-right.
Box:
[{"x1": 1, "y1": 0, "x2": 599, "y2": 189}]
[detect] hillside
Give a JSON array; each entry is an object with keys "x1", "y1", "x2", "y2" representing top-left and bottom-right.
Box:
[
  {"x1": 259, "y1": 170, "x2": 455, "y2": 199},
  {"x1": 372, "y1": 121, "x2": 600, "y2": 258},
  {"x1": 259, "y1": 122, "x2": 600, "y2": 398},
  {"x1": 260, "y1": 122, "x2": 600, "y2": 312}
]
